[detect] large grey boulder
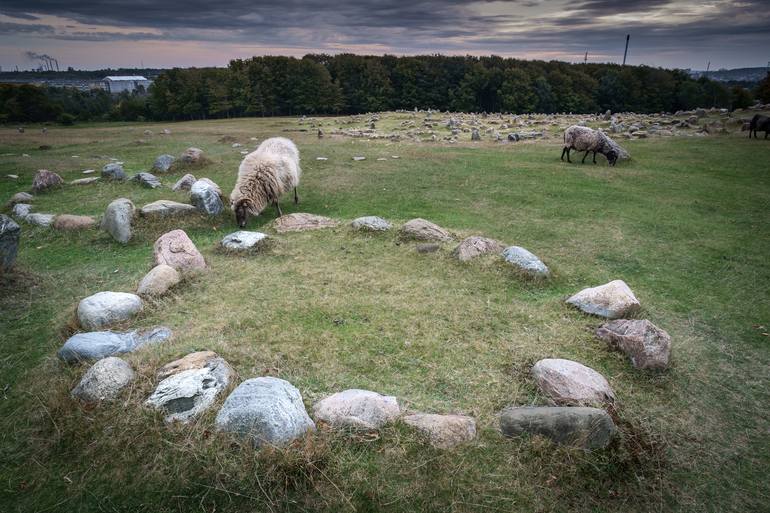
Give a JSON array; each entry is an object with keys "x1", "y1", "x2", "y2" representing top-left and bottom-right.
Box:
[
  {"x1": 146, "y1": 353, "x2": 232, "y2": 423},
  {"x1": 351, "y1": 216, "x2": 391, "y2": 232},
  {"x1": 136, "y1": 264, "x2": 181, "y2": 297},
  {"x1": 403, "y1": 413, "x2": 476, "y2": 449},
  {"x1": 532, "y1": 358, "x2": 615, "y2": 405},
  {"x1": 131, "y1": 172, "x2": 161, "y2": 189},
  {"x1": 11, "y1": 203, "x2": 32, "y2": 220},
  {"x1": 101, "y1": 198, "x2": 135, "y2": 243},
  {"x1": 501, "y1": 246, "x2": 549, "y2": 277},
  {"x1": 595, "y1": 319, "x2": 671, "y2": 370},
  {"x1": 102, "y1": 163, "x2": 126, "y2": 181},
  {"x1": 0, "y1": 215, "x2": 21, "y2": 272},
  {"x1": 500, "y1": 406, "x2": 616, "y2": 450},
  {"x1": 58, "y1": 326, "x2": 172, "y2": 363},
  {"x1": 153, "y1": 229, "x2": 206, "y2": 275},
  {"x1": 399, "y1": 218, "x2": 452, "y2": 242},
  {"x1": 190, "y1": 178, "x2": 224, "y2": 215},
  {"x1": 312, "y1": 389, "x2": 400, "y2": 430},
  {"x1": 25, "y1": 213, "x2": 55, "y2": 227},
  {"x1": 71, "y1": 357, "x2": 135, "y2": 403},
  {"x1": 221, "y1": 231, "x2": 269, "y2": 252},
  {"x1": 215, "y1": 377, "x2": 315, "y2": 447},
  {"x1": 151, "y1": 154, "x2": 176, "y2": 173},
  {"x1": 453, "y1": 236, "x2": 505, "y2": 261},
  {"x1": 272, "y1": 213, "x2": 338, "y2": 233},
  {"x1": 180, "y1": 147, "x2": 204, "y2": 164},
  {"x1": 139, "y1": 200, "x2": 197, "y2": 218},
  {"x1": 77, "y1": 291, "x2": 143, "y2": 330},
  {"x1": 171, "y1": 174, "x2": 196, "y2": 192},
  {"x1": 31, "y1": 169, "x2": 63, "y2": 192},
  {"x1": 566, "y1": 280, "x2": 640, "y2": 318}
]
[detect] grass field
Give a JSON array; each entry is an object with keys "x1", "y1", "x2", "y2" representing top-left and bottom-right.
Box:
[{"x1": 1, "y1": 113, "x2": 769, "y2": 512}]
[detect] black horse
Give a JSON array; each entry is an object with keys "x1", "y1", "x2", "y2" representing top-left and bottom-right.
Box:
[{"x1": 748, "y1": 114, "x2": 770, "y2": 139}]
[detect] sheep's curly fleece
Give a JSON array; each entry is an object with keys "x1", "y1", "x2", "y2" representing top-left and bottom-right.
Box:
[{"x1": 230, "y1": 138, "x2": 301, "y2": 216}]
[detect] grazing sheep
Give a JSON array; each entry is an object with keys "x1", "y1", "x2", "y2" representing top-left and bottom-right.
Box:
[
  {"x1": 252, "y1": 137, "x2": 300, "y2": 170},
  {"x1": 230, "y1": 150, "x2": 300, "y2": 227},
  {"x1": 561, "y1": 125, "x2": 619, "y2": 166},
  {"x1": 748, "y1": 114, "x2": 769, "y2": 139}
]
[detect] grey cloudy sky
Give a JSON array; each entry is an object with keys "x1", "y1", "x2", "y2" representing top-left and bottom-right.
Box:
[{"x1": 1, "y1": 1, "x2": 769, "y2": 70}]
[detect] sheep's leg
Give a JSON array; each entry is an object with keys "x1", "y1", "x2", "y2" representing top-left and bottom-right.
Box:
[
  {"x1": 294, "y1": 187, "x2": 299, "y2": 204},
  {"x1": 566, "y1": 147, "x2": 572, "y2": 163},
  {"x1": 593, "y1": 151, "x2": 598, "y2": 164},
  {"x1": 581, "y1": 151, "x2": 589, "y2": 164},
  {"x1": 274, "y1": 200, "x2": 283, "y2": 217},
  {"x1": 560, "y1": 147, "x2": 567, "y2": 161}
]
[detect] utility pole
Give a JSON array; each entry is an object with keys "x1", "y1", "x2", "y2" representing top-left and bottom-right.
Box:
[
  {"x1": 584, "y1": 51, "x2": 588, "y2": 64},
  {"x1": 622, "y1": 34, "x2": 630, "y2": 65}
]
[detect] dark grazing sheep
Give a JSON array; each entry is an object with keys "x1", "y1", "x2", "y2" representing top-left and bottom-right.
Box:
[{"x1": 748, "y1": 114, "x2": 770, "y2": 139}]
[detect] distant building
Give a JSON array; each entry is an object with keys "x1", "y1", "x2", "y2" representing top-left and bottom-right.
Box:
[{"x1": 103, "y1": 75, "x2": 152, "y2": 94}]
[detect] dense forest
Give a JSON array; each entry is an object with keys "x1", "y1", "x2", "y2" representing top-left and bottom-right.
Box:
[{"x1": 2, "y1": 54, "x2": 769, "y2": 124}]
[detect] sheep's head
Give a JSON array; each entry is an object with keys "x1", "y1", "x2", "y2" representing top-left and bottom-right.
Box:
[
  {"x1": 232, "y1": 199, "x2": 255, "y2": 228},
  {"x1": 605, "y1": 149, "x2": 618, "y2": 166}
]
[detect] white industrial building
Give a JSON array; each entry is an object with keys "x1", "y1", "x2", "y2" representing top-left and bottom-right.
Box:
[{"x1": 103, "y1": 75, "x2": 152, "y2": 94}]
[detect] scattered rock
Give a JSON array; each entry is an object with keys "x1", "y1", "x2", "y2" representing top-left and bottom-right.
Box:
[
  {"x1": 501, "y1": 246, "x2": 549, "y2": 277},
  {"x1": 352, "y1": 156, "x2": 366, "y2": 161},
  {"x1": 157, "y1": 350, "x2": 228, "y2": 380},
  {"x1": 471, "y1": 128, "x2": 480, "y2": 141},
  {"x1": 153, "y1": 229, "x2": 206, "y2": 275},
  {"x1": 53, "y1": 214, "x2": 96, "y2": 230},
  {"x1": 180, "y1": 147, "x2": 204, "y2": 164},
  {"x1": 71, "y1": 357, "x2": 135, "y2": 404},
  {"x1": 313, "y1": 389, "x2": 400, "y2": 430},
  {"x1": 131, "y1": 172, "x2": 161, "y2": 189},
  {"x1": 146, "y1": 353, "x2": 233, "y2": 423},
  {"x1": 351, "y1": 216, "x2": 391, "y2": 232},
  {"x1": 499, "y1": 406, "x2": 616, "y2": 450},
  {"x1": 151, "y1": 154, "x2": 176, "y2": 173},
  {"x1": 25, "y1": 213, "x2": 55, "y2": 227},
  {"x1": 531, "y1": 358, "x2": 615, "y2": 405},
  {"x1": 566, "y1": 280, "x2": 641, "y2": 319},
  {"x1": 6, "y1": 174, "x2": 19, "y2": 180},
  {"x1": 139, "y1": 200, "x2": 197, "y2": 218},
  {"x1": 0, "y1": 215, "x2": 21, "y2": 272},
  {"x1": 6, "y1": 192, "x2": 33, "y2": 207},
  {"x1": 77, "y1": 291, "x2": 143, "y2": 330},
  {"x1": 171, "y1": 174, "x2": 196, "y2": 192},
  {"x1": 416, "y1": 243, "x2": 441, "y2": 253},
  {"x1": 190, "y1": 178, "x2": 224, "y2": 215},
  {"x1": 82, "y1": 169, "x2": 96, "y2": 174},
  {"x1": 453, "y1": 236, "x2": 505, "y2": 261},
  {"x1": 58, "y1": 326, "x2": 172, "y2": 363},
  {"x1": 595, "y1": 319, "x2": 671, "y2": 370},
  {"x1": 221, "y1": 231, "x2": 269, "y2": 252},
  {"x1": 215, "y1": 377, "x2": 315, "y2": 447},
  {"x1": 403, "y1": 413, "x2": 476, "y2": 449},
  {"x1": 70, "y1": 177, "x2": 99, "y2": 185},
  {"x1": 400, "y1": 218, "x2": 452, "y2": 242},
  {"x1": 136, "y1": 264, "x2": 181, "y2": 297},
  {"x1": 272, "y1": 213, "x2": 338, "y2": 233},
  {"x1": 11, "y1": 203, "x2": 32, "y2": 220},
  {"x1": 102, "y1": 163, "x2": 126, "y2": 181},
  {"x1": 31, "y1": 170, "x2": 63, "y2": 193},
  {"x1": 101, "y1": 198, "x2": 135, "y2": 243}
]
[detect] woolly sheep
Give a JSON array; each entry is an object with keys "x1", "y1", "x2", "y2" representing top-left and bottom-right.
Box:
[
  {"x1": 561, "y1": 125, "x2": 619, "y2": 166},
  {"x1": 748, "y1": 114, "x2": 769, "y2": 139},
  {"x1": 230, "y1": 139, "x2": 301, "y2": 227},
  {"x1": 252, "y1": 137, "x2": 300, "y2": 169}
]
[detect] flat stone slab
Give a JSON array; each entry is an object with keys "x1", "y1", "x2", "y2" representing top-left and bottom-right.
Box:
[
  {"x1": 146, "y1": 353, "x2": 232, "y2": 423},
  {"x1": 71, "y1": 357, "x2": 135, "y2": 404},
  {"x1": 532, "y1": 358, "x2": 615, "y2": 405},
  {"x1": 500, "y1": 406, "x2": 616, "y2": 450},
  {"x1": 453, "y1": 236, "x2": 505, "y2": 261},
  {"x1": 400, "y1": 218, "x2": 452, "y2": 242},
  {"x1": 596, "y1": 319, "x2": 671, "y2": 370},
  {"x1": 136, "y1": 264, "x2": 181, "y2": 297},
  {"x1": 53, "y1": 214, "x2": 96, "y2": 230},
  {"x1": 221, "y1": 231, "x2": 269, "y2": 252},
  {"x1": 403, "y1": 413, "x2": 477, "y2": 449},
  {"x1": 153, "y1": 229, "x2": 206, "y2": 275},
  {"x1": 272, "y1": 213, "x2": 338, "y2": 233},
  {"x1": 501, "y1": 246, "x2": 549, "y2": 277},
  {"x1": 58, "y1": 326, "x2": 172, "y2": 363},
  {"x1": 140, "y1": 200, "x2": 197, "y2": 218},
  {"x1": 70, "y1": 177, "x2": 99, "y2": 185},
  {"x1": 313, "y1": 389, "x2": 400, "y2": 430},
  {"x1": 215, "y1": 377, "x2": 316, "y2": 447},
  {"x1": 77, "y1": 291, "x2": 143, "y2": 330},
  {"x1": 566, "y1": 280, "x2": 640, "y2": 319},
  {"x1": 351, "y1": 216, "x2": 391, "y2": 232}
]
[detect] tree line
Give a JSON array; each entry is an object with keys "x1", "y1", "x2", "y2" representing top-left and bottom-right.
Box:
[{"x1": 2, "y1": 54, "x2": 769, "y2": 124}]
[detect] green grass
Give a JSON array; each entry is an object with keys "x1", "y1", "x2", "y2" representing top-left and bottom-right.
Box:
[{"x1": 1, "y1": 113, "x2": 769, "y2": 512}]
